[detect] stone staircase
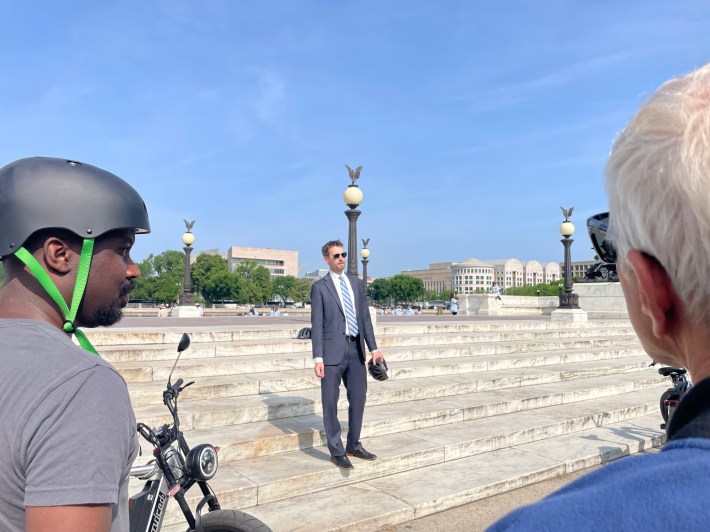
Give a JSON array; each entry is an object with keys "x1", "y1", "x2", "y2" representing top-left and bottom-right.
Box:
[{"x1": 90, "y1": 319, "x2": 667, "y2": 531}]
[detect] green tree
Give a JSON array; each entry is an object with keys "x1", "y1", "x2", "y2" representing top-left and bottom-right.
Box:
[
  {"x1": 131, "y1": 250, "x2": 184, "y2": 304},
  {"x1": 234, "y1": 260, "x2": 271, "y2": 304},
  {"x1": 272, "y1": 275, "x2": 297, "y2": 304},
  {"x1": 505, "y1": 280, "x2": 563, "y2": 296},
  {"x1": 389, "y1": 274, "x2": 425, "y2": 303},
  {"x1": 368, "y1": 278, "x2": 392, "y2": 304},
  {"x1": 202, "y1": 270, "x2": 243, "y2": 304},
  {"x1": 292, "y1": 277, "x2": 313, "y2": 303},
  {"x1": 131, "y1": 256, "x2": 156, "y2": 300},
  {"x1": 191, "y1": 254, "x2": 228, "y2": 295}
]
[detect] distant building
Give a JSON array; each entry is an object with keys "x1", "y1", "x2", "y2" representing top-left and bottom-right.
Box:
[
  {"x1": 304, "y1": 268, "x2": 330, "y2": 280},
  {"x1": 544, "y1": 262, "x2": 562, "y2": 283},
  {"x1": 400, "y1": 262, "x2": 453, "y2": 293},
  {"x1": 227, "y1": 246, "x2": 298, "y2": 280},
  {"x1": 195, "y1": 248, "x2": 225, "y2": 263},
  {"x1": 561, "y1": 260, "x2": 598, "y2": 279},
  {"x1": 194, "y1": 246, "x2": 298, "y2": 280},
  {"x1": 402, "y1": 257, "x2": 561, "y2": 293},
  {"x1": 452, "y1": 258, "x2": 495, "y2": 295},
  {"x1": 491, "y1": 259, "x2": 524, "y2": 289}
]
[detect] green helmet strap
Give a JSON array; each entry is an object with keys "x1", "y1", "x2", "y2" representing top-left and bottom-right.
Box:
[{"x1": 14, "y1": 239, "x2": 100, "y2": 356}]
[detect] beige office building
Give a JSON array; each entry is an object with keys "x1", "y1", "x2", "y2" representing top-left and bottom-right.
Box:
[
  {"x1": 401, "y1": 262, "x2": 453, "y2": 293},
  {"x1": 403, "y1": 257, "x2": 562, "y2": 293},
  {"x1": 561, "y1": 260, "x2": 598, "y2": 279},
  {"x1": 226, "y1": 246, "x2": 298, "y2": 279},
  {"x1": 452, "y1": 258, "x2": 495, "y2": 294}
]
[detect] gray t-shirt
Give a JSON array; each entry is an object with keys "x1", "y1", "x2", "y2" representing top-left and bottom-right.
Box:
[{"x1": 0, "y1": 319, "x2": 138, "y2": 531}]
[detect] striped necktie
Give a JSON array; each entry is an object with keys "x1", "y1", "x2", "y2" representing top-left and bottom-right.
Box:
[{"x1": 340, "y1": 275, "x2": 359, "y2": 337}]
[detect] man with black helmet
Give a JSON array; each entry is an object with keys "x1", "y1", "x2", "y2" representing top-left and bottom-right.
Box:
[
  {"x1": 0, "y1": 157, "x2": 150, "y2": 531},
  {"x1": 311, "y1": 239, "x2": 385, "y2": 470}
]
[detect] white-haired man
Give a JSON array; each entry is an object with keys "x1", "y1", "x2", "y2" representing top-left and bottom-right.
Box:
[{"x1": 489, "y1": 64, "x2": 710, "y2": 530}]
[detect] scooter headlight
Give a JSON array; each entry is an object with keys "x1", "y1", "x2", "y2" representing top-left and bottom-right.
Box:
[{"x1": 185, "y1": 444, "x2": 218, "y2": 481}]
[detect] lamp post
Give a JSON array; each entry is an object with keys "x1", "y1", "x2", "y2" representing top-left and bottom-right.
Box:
[
  {"x1": 179, "y1": 221, "x2": 195, "y2": 306},
  {"x1": 558, "y1": 208, "x2": 579, "y2": 309},
  {"x1": 343, "y1": 164, "x2": 363, "y2": 276},
  {"x1": 361, "y1": 238, "x2": 370, "y2": 288}
]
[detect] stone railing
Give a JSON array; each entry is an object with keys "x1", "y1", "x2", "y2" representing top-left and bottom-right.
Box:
[{"x1": 461, "y1": 294, "x2": 558, "y2": 316}]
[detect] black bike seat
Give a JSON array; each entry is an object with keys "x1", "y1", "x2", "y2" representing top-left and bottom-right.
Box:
[{"x1": 658, "y1": 367, "x2": 687, "y2": 376}]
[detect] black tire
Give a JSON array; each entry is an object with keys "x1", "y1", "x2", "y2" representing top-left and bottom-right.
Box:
[
  {"x1": 660, "y1": 389, "x2": 673, "y2": 423},
  {"x1": 200, "y1": 509, "x2": 272, "y2": 532}
]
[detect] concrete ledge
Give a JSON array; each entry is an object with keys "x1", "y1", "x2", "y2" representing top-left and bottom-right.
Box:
[
  {"x1": 462, "y1": 295, "x2": 558, "y2": 316},
  {"x1": 171, "y1": 305, "x2": 203, "y2": 318},
  {"x1": 575, "y1": 282, "x2": 627, "y2": 319},
  {"x1": 550, "y1": 308, "x2": 588, "y2": 322}
]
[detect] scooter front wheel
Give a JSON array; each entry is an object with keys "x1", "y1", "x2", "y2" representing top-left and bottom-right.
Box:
[{"x1": 200, "y1": 509, "x2": 272, "y2": 532}]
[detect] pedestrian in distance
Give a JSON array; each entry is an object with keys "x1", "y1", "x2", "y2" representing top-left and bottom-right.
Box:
[
  {"x1": 491, "y1": 282, "x2": 502, "y2": 301},
  {"x1": 450, "y1": 293, "x2": 458, "y2": 316},
  {"x1": 489, "y1": 62, "x2": 710, "y2": 531},
  {"x1": 0, "y1": 157, "x2": 150, "y2": 532},
  {"x1": 310, "y1": 240, "x2": 385, "y2": 470}
]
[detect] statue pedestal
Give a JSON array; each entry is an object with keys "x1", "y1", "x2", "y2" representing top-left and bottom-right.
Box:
[
  {"x1": 171, "y1": 305, "x2": 203, "y2": 318},
  {"x1": 550, "y1": 308, "x2": 588, "y2": 322}
]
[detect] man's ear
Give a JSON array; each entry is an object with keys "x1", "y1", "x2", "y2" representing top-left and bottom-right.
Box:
[
  {"x1": 42, "y1": 237, "x2": 75, "y2": 274},
  {"x1": 625, "y1": 250, "x2": 677, "y2": 338}
]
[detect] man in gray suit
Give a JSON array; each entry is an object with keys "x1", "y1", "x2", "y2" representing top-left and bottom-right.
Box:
[{"x1": 311, "y1": 239, "x2": 385, "y2": 469}]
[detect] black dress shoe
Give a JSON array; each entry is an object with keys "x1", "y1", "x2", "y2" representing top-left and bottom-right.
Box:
[
  {"x1": 346, "y1": 448, "x2": 377, "y2": 461},
  {"x1": 331, "y1": 454, "x2": 354, "y2": 469}
]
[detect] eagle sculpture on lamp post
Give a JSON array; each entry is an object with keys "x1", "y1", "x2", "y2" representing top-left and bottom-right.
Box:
[
  {"x1": 345, "y1": 164, "x2": 362, "y2": 185},
  {"x1": 560, "y1": 207, "x2": 574, "y2": 222}
]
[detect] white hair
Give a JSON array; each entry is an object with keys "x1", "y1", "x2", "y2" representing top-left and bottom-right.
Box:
[{"x1": 606, "y1": 63, "x2": 710, "y2": 323}]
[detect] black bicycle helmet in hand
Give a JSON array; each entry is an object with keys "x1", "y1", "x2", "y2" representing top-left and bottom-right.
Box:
[{"x1": 368, "y1": 358, "x2": 389, "y2": 381}]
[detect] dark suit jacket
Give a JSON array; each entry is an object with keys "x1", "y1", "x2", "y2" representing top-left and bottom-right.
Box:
[{"x1": 310, "y1": 272, "x2": 378, "y2": 365}]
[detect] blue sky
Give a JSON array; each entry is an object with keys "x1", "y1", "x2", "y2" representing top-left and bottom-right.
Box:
[{"x1": 1, "y1": 1, "x2": 709, "y2": 277}]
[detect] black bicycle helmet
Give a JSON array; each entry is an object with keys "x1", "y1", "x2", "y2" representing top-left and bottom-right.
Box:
[
  {"x1": 0, "y1": 157, "x2": 150, "y2": 257},
  {"x1": 368, "y1": 358, "x2": 389, "y2": 381},
  {"x1": 0, "y1": 156, "x2": 150, "y2": 355}
]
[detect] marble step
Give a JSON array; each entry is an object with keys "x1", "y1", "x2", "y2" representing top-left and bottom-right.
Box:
[
  {"x1": 373, "y1": 320, "x2": 635, "y2": 336},
  {"x1": 86, "y1": 325, "x2": 305, "y2": 346},
  {"x1": 101, "y1": 326, "x2": 639, "y2": 364},
  {"x1": 115, "y1": 335, "x2": 642, "y2": 383},
  {"x1": 243, "y1": 413, "x2": 664, "y2": 531},
  {"x1": 127, "y1": 348, "x2": 649, "y2": 406},
  {"x1": 150, "y1": 393, "x2": 664, "y2": 530},
  {"x1": 92, "y1": 319, "x2": 637, "y2": 348},
  {"x1": 131, "y1": 360, "x2": 663, "y2": 431},
  {"x1": 162, "y1": 371, "x2": 663, "y2": 463}
]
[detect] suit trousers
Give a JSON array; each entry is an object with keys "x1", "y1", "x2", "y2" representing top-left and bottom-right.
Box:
[{"x1": 321, "y1": 337, "x2": 367, "y2": 457}]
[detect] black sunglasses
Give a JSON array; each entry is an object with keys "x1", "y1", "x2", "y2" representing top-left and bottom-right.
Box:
[
  {"x1": 332, "y1": 252, "x2": 347, "y2": 259},
  {"x1": 587, "y1": 212, "x2": 617, "y2": 264}
]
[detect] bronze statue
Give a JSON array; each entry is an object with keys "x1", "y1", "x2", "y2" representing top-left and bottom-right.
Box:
[
  {"x1": 345, "y1": 164, "x2": 362, "y2": 185},
  {"x1": 183, "y1": 219, "x2": 196, "y2": 233},
  {"x1": 560, "y1": 207, "x2": 574, "y2": 221}
]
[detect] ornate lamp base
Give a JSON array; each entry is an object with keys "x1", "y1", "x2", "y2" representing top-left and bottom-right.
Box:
[{"x1": 558, "y1": 292, "x2": 579, "y2": 309}]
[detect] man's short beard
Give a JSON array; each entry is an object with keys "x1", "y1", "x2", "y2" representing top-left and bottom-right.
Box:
[
  {"x1": 80, "y1": 280, "x2": 134, "y2": 328},
  {"x1": 90, "y1": 302, "x2": 124, "y2": 327}
]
